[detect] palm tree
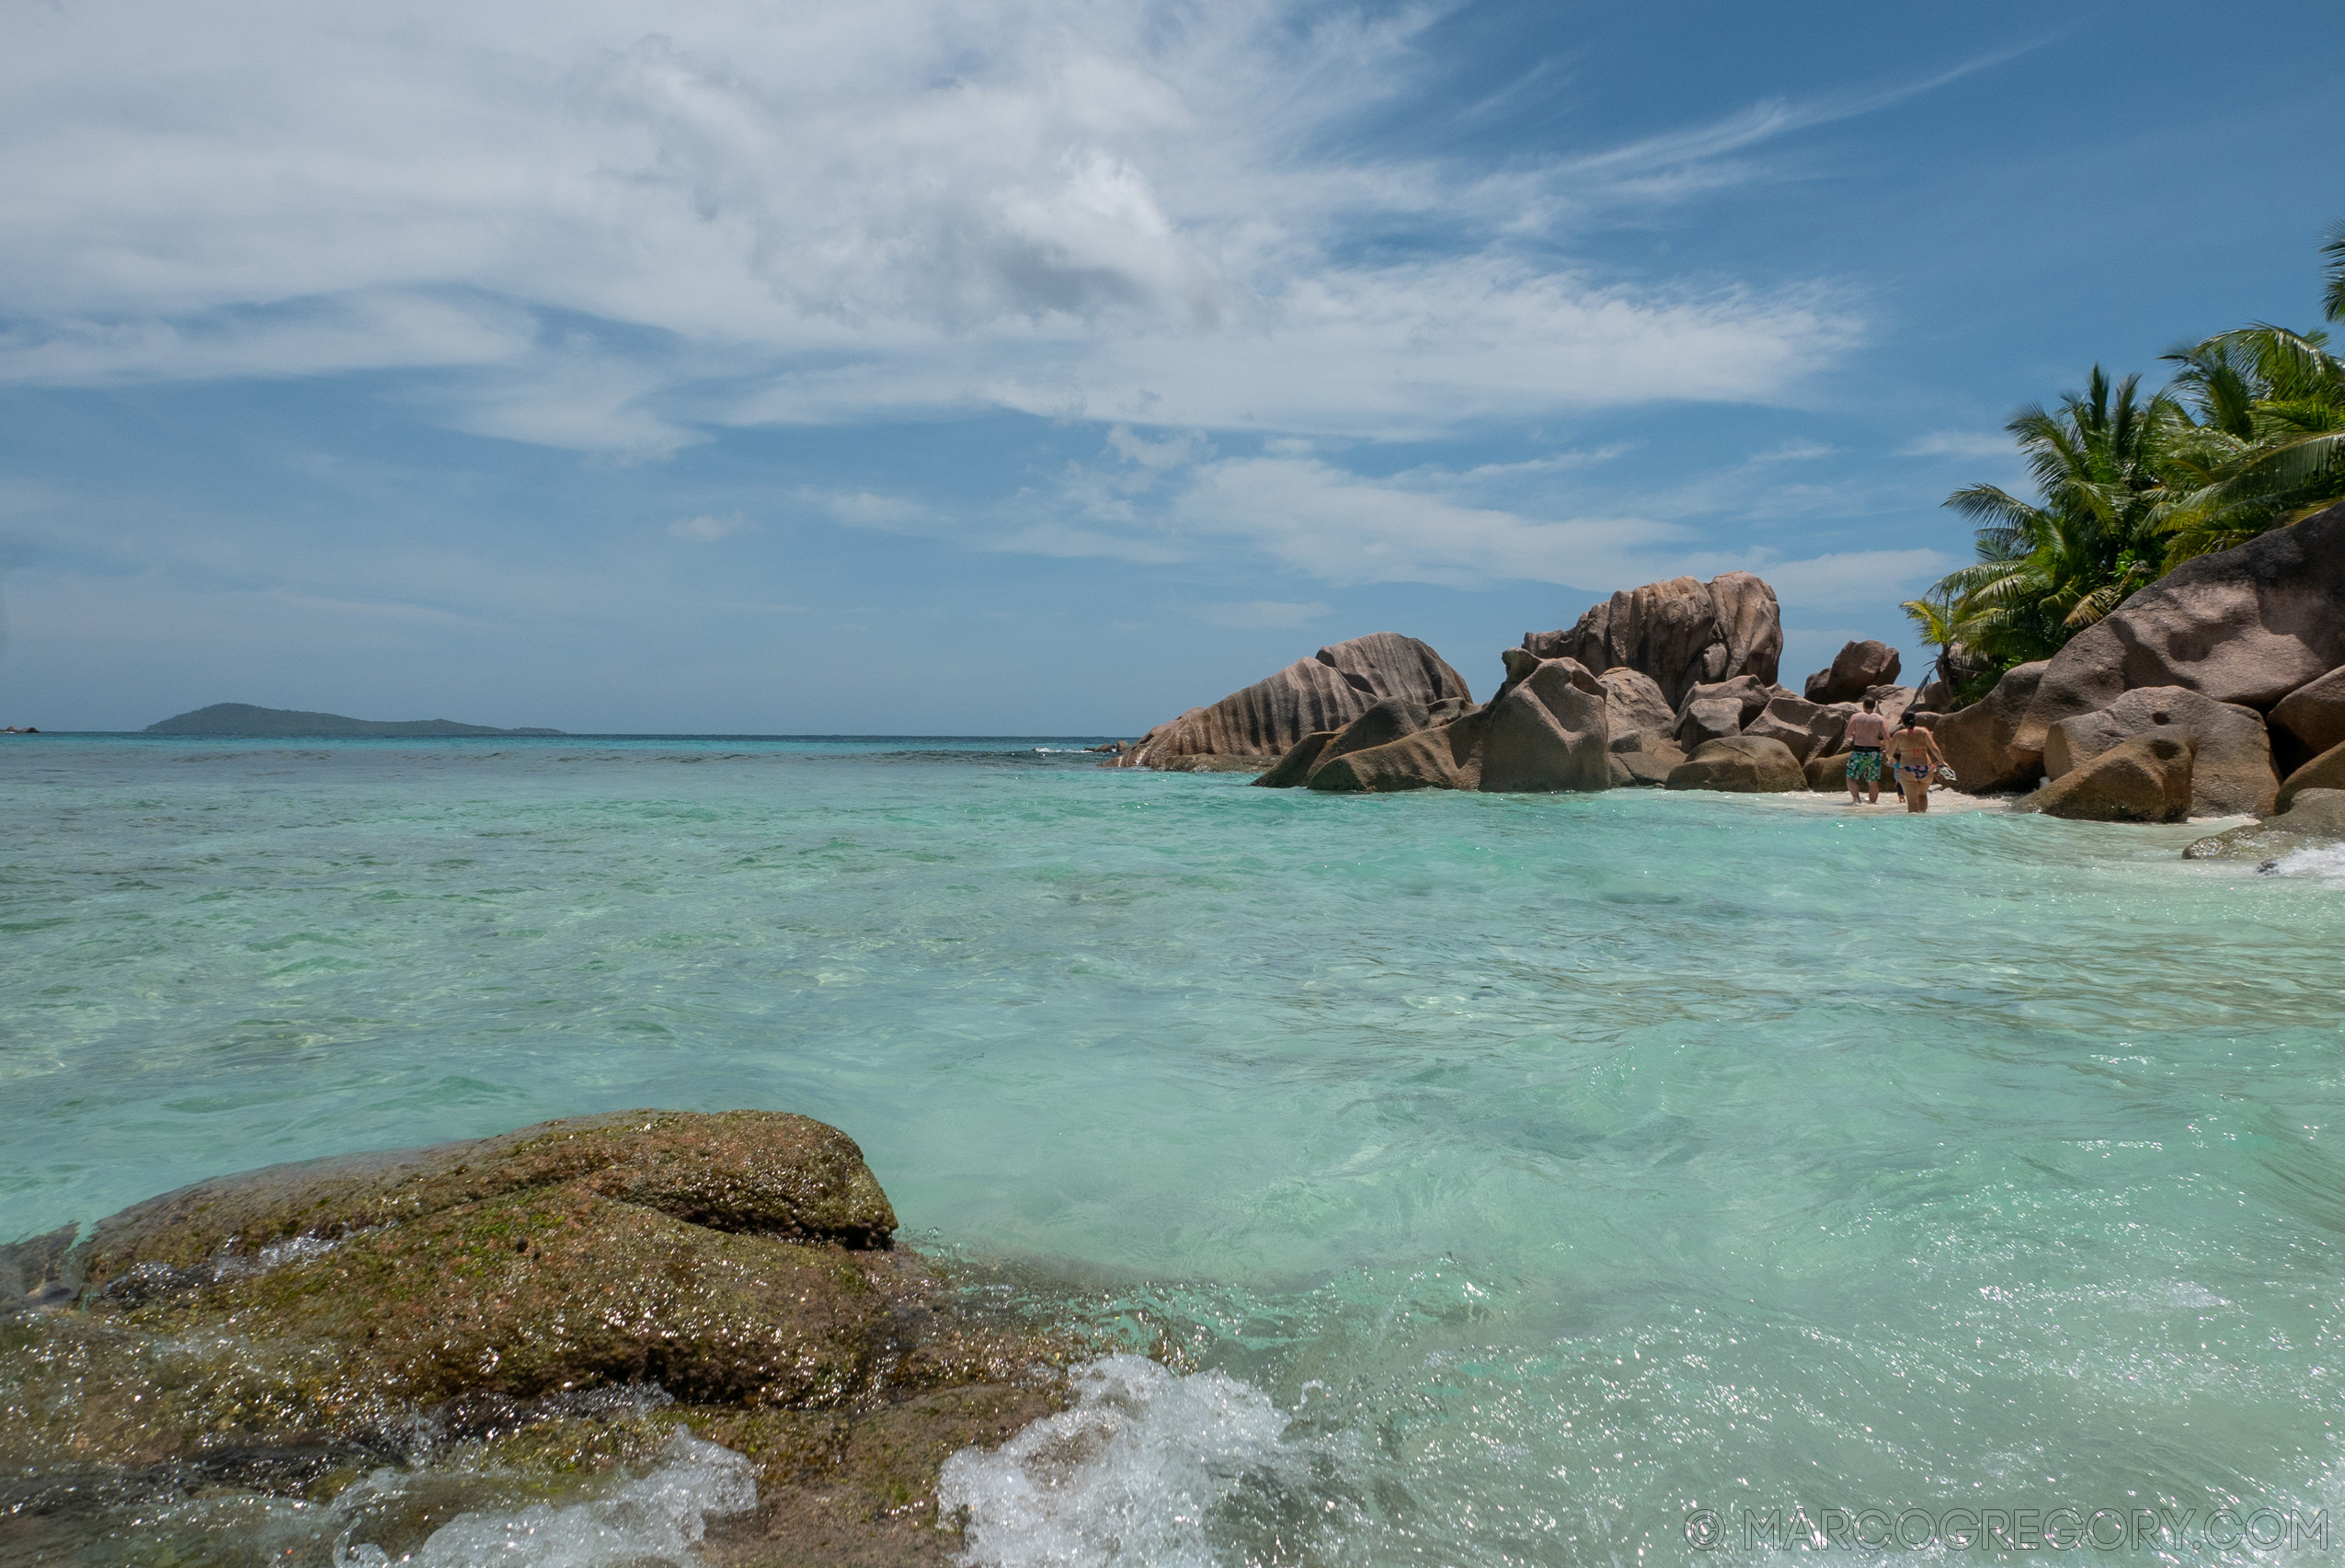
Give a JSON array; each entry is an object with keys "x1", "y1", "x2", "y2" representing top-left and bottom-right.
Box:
[
  {"x1": 2323, "y1": 217, "x2": 2345, "y2": 324},
  {"x1": 2154, "y1": 322, "x2": 2345, "y2": 562},
  {"x1": 1898, "y1": 584, "x2": 1993, "y2": 705},
  {"x1": 1927, "y1": 367, "x2": 2179, "y2": 670}
]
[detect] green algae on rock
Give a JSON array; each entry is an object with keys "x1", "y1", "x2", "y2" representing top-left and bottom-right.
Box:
[{"x1": 1, "y1": 1111, "x2": 1073, "y2": 1568}]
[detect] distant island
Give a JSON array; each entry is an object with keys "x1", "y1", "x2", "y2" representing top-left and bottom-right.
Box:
[{"x1": 144, "y1": 704, "x2": 565, "y2": 738}]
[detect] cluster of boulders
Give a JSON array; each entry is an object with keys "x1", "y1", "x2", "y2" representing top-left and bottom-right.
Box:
[
  {"x1": 1936, "y1": 498, "x2": 2345, "y2": 825},
  {"x1": 1115, "y1": 499, "x2": 2345, "y2": 834},
  {"x1": 1116, "y1": 573, "x2": 1931, "y2": 795}
]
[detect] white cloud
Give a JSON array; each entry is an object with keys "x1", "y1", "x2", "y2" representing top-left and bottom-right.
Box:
[
  {"x1": 668, "y1": 513, "x2": 751, "y2": 542},
  {"x1": 1171, "y1": 453, "x2": 1679, "y2": 588},
  {"x1": 1192, "y1": 599, "x2": 1330, "y2": 629},
  {"x1": 1750, "y1": 439, "x2": 1838, "y2": 463},
  {"x1": 812, "y1": 491, "x2": 935, "y2": 532},
  {"x1": 0, "y1": 0, "x2": 1871, "y2": 447},
  {"x1": 1898, "y1": 430, "x2": 2014, "y2": 459},
  {"x1": 976, "y1": 433, "x2": 1958, "y2": 624},
  {"x1": 1736, "y1": 547, "x2": 1955, "y2": 610}
]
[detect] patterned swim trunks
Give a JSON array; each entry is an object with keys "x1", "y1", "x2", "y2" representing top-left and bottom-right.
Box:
[{"x1": 1845, "y1": 748, "x2": 1882, "y2": 782}]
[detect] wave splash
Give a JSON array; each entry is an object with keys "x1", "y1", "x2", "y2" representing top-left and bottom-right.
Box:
[
  {"x1": 940, "y1": 1355, "x2": 1357, "y2": 1568},
  {"x1": 2264, "y1": 842, "x2": 2345, "y2": 879},
  {"x1": 331, "y1": 1430, "x2": 756, "y2": 1568}
]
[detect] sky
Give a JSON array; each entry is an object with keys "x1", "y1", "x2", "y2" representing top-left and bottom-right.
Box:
[{"x1": 2, "y1": 0, "x2": 2340, "y2": 734}]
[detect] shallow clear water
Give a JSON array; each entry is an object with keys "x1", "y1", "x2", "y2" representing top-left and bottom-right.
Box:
[{"x1": 6, "y1": 734, "x2": 2345, "y2": 1565}]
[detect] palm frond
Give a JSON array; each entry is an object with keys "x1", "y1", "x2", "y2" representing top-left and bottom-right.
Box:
[
  {"x1": 2218, "y1": 429, "x2": 2345, "y2": 496},
  {"x1": 2323, "y1": 217, "x2": 2345, "y2": 324}
]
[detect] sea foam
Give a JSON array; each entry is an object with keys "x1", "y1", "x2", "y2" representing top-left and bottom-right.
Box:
[
  {"x1": 939, "y1": 1355, "x2": 1321, "y2": 1568},
  {"x1": 2264, "y1": 842, "x2": 2345, "y2": 879},
  {"x1": 332, "y1": 1430, "x2": 755, "y2": 1568}
]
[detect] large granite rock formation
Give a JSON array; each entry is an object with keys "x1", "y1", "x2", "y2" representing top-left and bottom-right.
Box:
[
  {"x1": 1664, "y1": 735, "x2": 1805, "y2": 793},
  {"x1": 1122, "y1": 633, "x2": 1471, "y2": 768},
  {"x1": 0, "y1": 1112, "x2": 1071, "y2": 1564},
  {"x1": 1678, "y1": 673, "x2": 1781, "y2": 727},
  {"x1": 1941, "y1": 500, "x2": 2345, "y2": 790},
  {"x1": 1479, "y1": 658, "x2": 1613, "y2": 793},
  {"x1": 2271, "y1": 667, "x2": 2345, "y2": 773},
  {"x1": 1303, "y1": 717, "x2": 1481, "y2": 793},
  {"x1": 2016, "y1": 732, "x2": 2196, "y2": 822},
  {"x1": 2277, "y1": 739, "x2": 2345, "y2": 813},
  {"x1": 1676, "y1": 694, "x2": 1746, "y2": 750},
  {"x1": 1524, "y1": 572, "x2": 1783, "y2": 709},
  {"x1": 1744, "y1": 694, "x2": 1850, "y2": 763},
  {"x1": 1936, "y1": 660, "x2": 2052, "y2": 793},
  {"x1": 1609, "y1": 733, "x2": 1687, "y2": 787},
  {"x1": 1804, "y1": 640, "x2": 1902, "y2": 704},
  {"x1": 2041, "y1": 687, "x2": 2278, "y2": 818},
  {"x1": 1804, "y1": 748, "x2": 1856, "y2": 792},
  {"x1": 1263, "y1": 654, "x2": 1619, "y2": 795},
  {"x1": 1597, "y1": 667, "x2": 1676, "y2": 749}
]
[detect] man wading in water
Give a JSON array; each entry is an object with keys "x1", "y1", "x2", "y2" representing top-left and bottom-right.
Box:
[
  {"x1": 1888, "y1": 713, "x2": 1949, "y2": 814},
  {"x1": 1843, "y1": 697, "x2": 1890, "y2": 804}
]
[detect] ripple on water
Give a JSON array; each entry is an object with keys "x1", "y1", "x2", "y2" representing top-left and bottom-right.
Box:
[{"x1": 4, "y1": 737, "x2": 2342, "y2": 1566}]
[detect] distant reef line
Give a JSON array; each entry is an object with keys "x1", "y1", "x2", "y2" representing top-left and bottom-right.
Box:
[{"x1": 145, "y1": 703, "x2": 563, "y2": 738}]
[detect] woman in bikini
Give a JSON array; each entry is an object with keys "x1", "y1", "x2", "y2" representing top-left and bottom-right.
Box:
[{"x1": 1886, "y1": 715, "x2": 1947, "y2": 814}]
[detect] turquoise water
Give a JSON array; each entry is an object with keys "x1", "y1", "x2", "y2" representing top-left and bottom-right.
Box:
[{"x1": 6, "y1": 734, "x2": 2345, "y2": 1564}]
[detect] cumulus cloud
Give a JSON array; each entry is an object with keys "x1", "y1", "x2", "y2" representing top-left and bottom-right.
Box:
[{"x1": 0, "y1": 0, "x2": 1866, "y2": 446}]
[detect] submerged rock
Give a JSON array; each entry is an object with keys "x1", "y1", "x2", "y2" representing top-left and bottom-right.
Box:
[
  {"x1": 1154, "y1": 753, "x2": 1265, "y2": 773},
  {"x1": 0, "y1": 1111, "x2": 1074, "y2": 1565},
  {"x1": 2182, "y1": 788, "x2": 2345, "y2": 862}
]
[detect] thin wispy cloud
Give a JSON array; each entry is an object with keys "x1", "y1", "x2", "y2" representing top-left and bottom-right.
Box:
[
  {"x1": 1192, "y1": 599, "x2": 1332, "y2": 630},
  {"x1": 668, "y1": 513, "x2": 752, "y2": 543},
  {"x1": 1899, "y1": 430, "x2": 2018, "y2": 459}
]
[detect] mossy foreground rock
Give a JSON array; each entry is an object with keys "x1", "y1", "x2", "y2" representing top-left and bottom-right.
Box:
[{"x1": 0, "y1": 1111, "x2": 1070, "y2": 1567}]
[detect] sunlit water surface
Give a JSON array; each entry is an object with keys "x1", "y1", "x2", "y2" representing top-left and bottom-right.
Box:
[{"x1": 5, "y1": 734, "x2": 2344, "y2": 1566}]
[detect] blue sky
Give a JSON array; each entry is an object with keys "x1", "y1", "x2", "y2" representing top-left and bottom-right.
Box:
[{"x1": 2, "y1": 0, "x2": 2340, "y2": 733}]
